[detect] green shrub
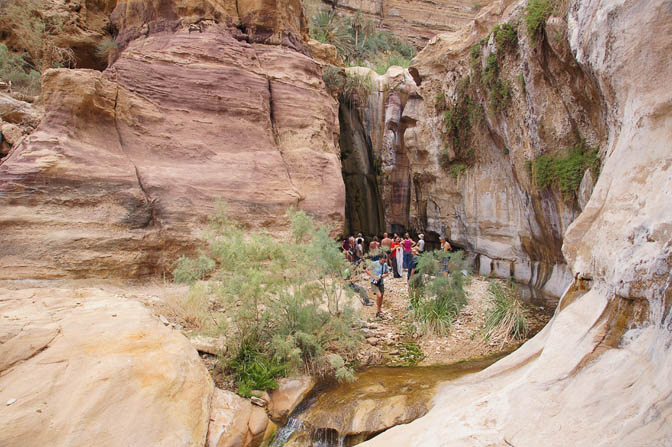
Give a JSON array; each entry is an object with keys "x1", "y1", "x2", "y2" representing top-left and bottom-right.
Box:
[
  {"x1": 409, "y1": 251, "x2": 470, "y2": 336},
  {"x1": 173, "y1": 253, "x2": 216, "y2": 284},
  {"x1": 470, "y1": 43, "x2": 481, "y2": 61},
  {"x1": 309, "y1": 8, "x2": 415, "y2": 68},
  {"x1": 480, "y1": 55, "x2": 511, "y2": 111},
  {"x1": 373, "y1": 52, "x2": 412, "y2": 75},
  {"x1": 532, "y1": 141, "x2": 600, "y2": 198},
  {"x1": 322, "y1": 65, "x2": 344, "y2": 93},
  {"x1": 525, "y1": 0, "x2": 552, "y2": 42},
  {"x1": 0, "y1": 43, "x2": 41, "y2": 95},
  {"x1": 481, "y1": 281, "x2": 529, "y2": 347},
  {"x1": 229, "y1": 338, "x2": 287, "y2": 397},
  {"x1": 342, "y1": 71, "x2": 374, "y2": 102},
  {"x1": 450, "y1": 163, "x2": 467, "y2": 179},
  {"x1": 175, "y1": 203, "x2": 361, "y2": 394},
  {"x1": 494, "y1": 23, "x2": 518, "y2": 50}
]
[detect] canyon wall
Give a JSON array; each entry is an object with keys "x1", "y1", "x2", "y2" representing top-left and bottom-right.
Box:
[
  {"x1": 344, "y1": 0, "x2": 609, "y2": 297},
  {"x1": 322, "y1": 0, "x2": 493, "y2": 48},
  {"x1": 364, "y1": 0, "x2": 672, "y2": 444},
  {"x1": 0, "y1": 0, "x2": 345, "y2": 279}
]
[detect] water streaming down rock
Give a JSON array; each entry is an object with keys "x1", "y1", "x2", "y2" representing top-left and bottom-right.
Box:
[{"x1": 271, "y1": 355, "x2": 506, "y2": 446}]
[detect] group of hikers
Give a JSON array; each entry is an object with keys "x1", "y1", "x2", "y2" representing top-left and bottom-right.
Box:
[{"x1": 342, "y1": 232, "x2": 453, "y2": 319}]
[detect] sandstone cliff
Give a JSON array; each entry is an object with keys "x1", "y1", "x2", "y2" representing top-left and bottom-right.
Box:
[
  {"x1": 323, "y1": 0, "x2": 493, "y2": 48},
  {"x1": 341, "y1": 0, "x2": 609, "y2": 298},
  {"x1": 0, "y1": 0, "x2": 345, "y2": 279},
  {"x1": 362, "y1": 0, "x2": 672, "y2": 444}
]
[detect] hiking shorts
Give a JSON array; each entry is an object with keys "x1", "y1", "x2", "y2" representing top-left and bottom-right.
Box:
[{"x1": 372, "y1": 281, "x2": 384, "y2": 295}]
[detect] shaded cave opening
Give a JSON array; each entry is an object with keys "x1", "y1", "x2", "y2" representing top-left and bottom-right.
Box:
[{"x1": 339, "y1": 99, "x2": 385, "y2": 238}]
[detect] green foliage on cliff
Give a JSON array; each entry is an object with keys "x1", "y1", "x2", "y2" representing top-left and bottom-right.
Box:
[
  {"x1": 0, "y1": 0, "x2": 75, "y2": 70},
  {"x1": 173, "y1": 204, "x2": 360, "y2": 394},
  {"x1": 493, "y1": 23, "x2": 518, "y2": 50},
  {"x1": 450, "y1": 163, "x2": 467, "y2": 179},
  {"x1": 0, "y1": 44, "x2": 41, "y2": 94},
  {"x1": 481, "y1": 54, "x2": 512, "y2": 112},
  {"x1": 525, "y1": 0, "x2": 553, "y2": 42},
  {"x1": 532, "y1": 140, "x2": 600, "y2": 199},
  {"x1": 441, "y1": 76, "x2": 481, "y2": 165},
  {"x1": 309, "y1": 9, "x2": 415, "y2": 71},
  {"x1": 342, "y1": 71, "x2": 374, "y2": 102},
  {"x1": 409, "y1": 251, "x2": 470, "y2": 336}
]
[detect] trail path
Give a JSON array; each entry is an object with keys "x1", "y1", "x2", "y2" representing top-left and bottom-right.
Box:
[{"x1": 349, "y1": 271, "x2": 554, "y2": 366}]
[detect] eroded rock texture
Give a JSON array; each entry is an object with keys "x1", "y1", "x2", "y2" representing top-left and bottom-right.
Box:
[
  {"x1": 343, "y1": 0, "x2": 609, "y2": 297},
  {"x1": 0, "y1": 22, "x2": 344, "y2": 279},
  {"x1": 324, "y1": 0, "x2": 494, "y2": 48},
  {"x1": 363, "y1": 0, "x2": 672, "y2": 445},
  {"x1": 0, "y1": 287, "x2": 213, "y2": 447}
]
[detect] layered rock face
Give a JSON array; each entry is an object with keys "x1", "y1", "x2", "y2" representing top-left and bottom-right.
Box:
[
  {"x1": 344, "y1": 0, "x2": 608, "y2": 297},
  {"x1": 0, "y1": 287, "x2": 213, "y2": 447},
  {"x1": 0, "y1": 3, "x2": 345, "y2": 279},
  {"x1": 324, "y1": 0, "x2": 493, "y2": 47},
  {"x1": 363, "y1": 0, "x2": 672, "y2": 445}
]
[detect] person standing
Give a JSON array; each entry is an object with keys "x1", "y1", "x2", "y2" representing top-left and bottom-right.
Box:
[
  {"x1": 394, "y1": 236, "x2": 404, "y2": 277},
  {"x1": 366, "y1": 254, "x2": 390, "y2": 318},
  {"x1": 417, "y1": 234, "x2": 425, "y2": 253},
  {"x1": 381, "y1": 233, "x2": 392, "y2": 249},
  {"x1": 402, "y1": 233, "x2": 414, "y2": 270},
  {"x1": 369, "y1": 236, "x2": 380, "y2": 254},
  {"x1": 389, "y1": 238, "x2": 402, "y2": 278},
  {"x1": 440, "y1": 236, "x2": 452, "y2": 277}
]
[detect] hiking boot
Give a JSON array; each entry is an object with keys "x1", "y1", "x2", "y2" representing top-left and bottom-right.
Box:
[
  {"x1": 376, "y1": 311, "x2": 383, "y2": 319},
  {"x1": 364, "y1": 301, "x2": 373, "y2": 306}
]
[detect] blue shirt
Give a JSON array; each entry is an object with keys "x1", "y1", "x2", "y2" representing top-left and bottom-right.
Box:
[{"x1": 370, "y1": 261, "x2": 389, "y2": 283}]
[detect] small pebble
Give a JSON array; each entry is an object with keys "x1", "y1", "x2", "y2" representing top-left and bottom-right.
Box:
[{"x1": 6, "y1": 398, "x2": 17, "y2": 406}]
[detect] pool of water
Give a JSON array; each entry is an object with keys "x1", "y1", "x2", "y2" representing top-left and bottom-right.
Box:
[{"x1": 271, "y1": 352, "x2": 509, "y2": 447}]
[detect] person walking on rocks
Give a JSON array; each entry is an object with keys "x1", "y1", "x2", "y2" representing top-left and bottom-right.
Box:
[
  {"x1": 417, "y1": 234, "x2": 425, "y2": 253},
  {"x1": 366, "y1": 253, "x2": 390, "y2": 318}
]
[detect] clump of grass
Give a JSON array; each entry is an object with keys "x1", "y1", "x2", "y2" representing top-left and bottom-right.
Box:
[
  {"x1": 95, "y1": 37, "x2": 118, "y2": 61},
  {"x1": 342, "y1": 71, "x2": 374, "y2": 103},
  {"x1": 481, "y1": 281, "x2": 529, "y2": 347},
  {"x1": 525, "y1": 0, "x2": 553, "y2": 42},
  {"x1": 409, "y1": 251, "x2": 470, "y2": 336},
  {"x1": 373, "y1": 52, "x2": 412, "y2": 75}
]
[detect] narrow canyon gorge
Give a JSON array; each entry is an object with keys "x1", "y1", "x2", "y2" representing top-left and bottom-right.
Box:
[{"x1": 0, "y1": 0, "x2": 670, "y2": 445}]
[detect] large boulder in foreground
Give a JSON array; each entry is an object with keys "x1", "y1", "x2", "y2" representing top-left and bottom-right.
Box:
[
  {"x1": 0, "y1": 25, "x2": 344, "y2": 280},
  {"x1": 0, "y1": 287, "x2": 213, "y2": 447}
]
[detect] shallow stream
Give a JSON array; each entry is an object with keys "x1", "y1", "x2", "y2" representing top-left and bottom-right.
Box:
[{"x1": 271, "y1": 352, "x2": 508, "y2": 447}]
